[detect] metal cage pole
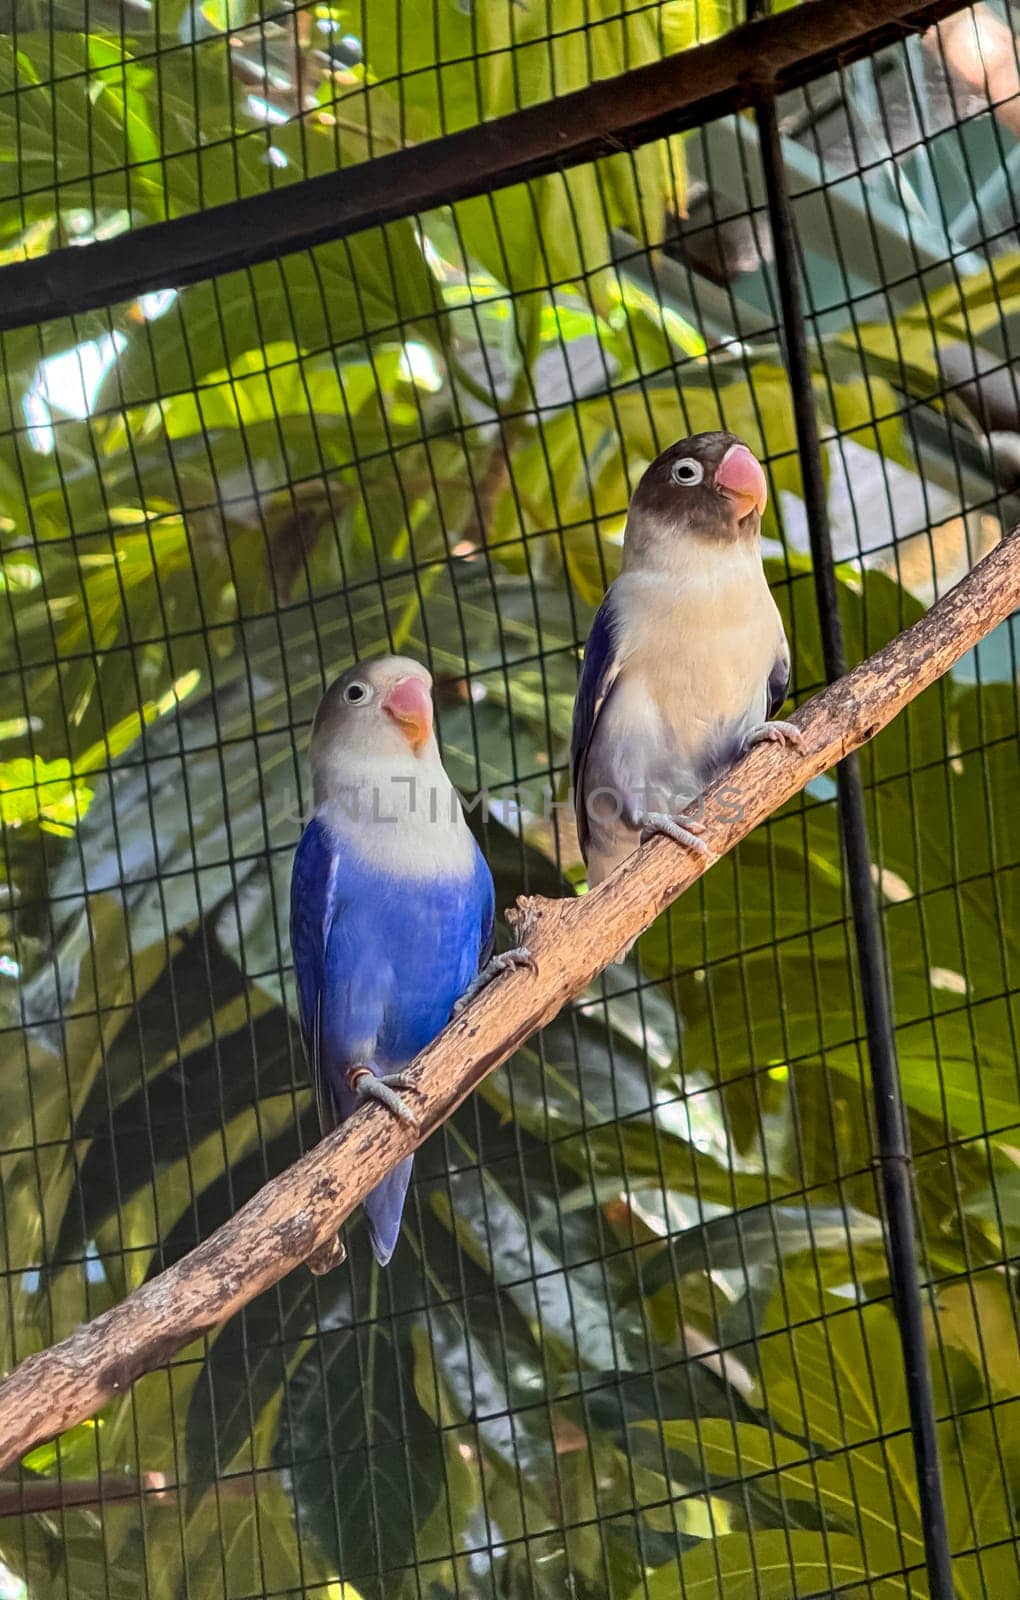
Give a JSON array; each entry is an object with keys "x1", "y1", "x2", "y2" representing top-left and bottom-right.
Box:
[
  {"x1": 0, "y1": 0, "x2": 973, "y2": 333},
  {"x1": 755, "y1": 96, "x2": 956, "y2": 1600}
]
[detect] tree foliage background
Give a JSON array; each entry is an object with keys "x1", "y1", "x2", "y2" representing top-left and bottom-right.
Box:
[{"x1": 0, "y1": 2, "x2": 1018, "y2": 1597}]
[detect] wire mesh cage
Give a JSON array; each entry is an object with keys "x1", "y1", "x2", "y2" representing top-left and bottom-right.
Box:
[{"x1": 0, "y1": 2, "x2": 1018, "y2": 1598}]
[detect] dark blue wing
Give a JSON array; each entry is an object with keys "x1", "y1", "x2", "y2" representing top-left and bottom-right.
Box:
[
  {"x1": 766, "y1": 633, "x2": 792, "y2": 720},
  {"x1": 473, "y1": 838, "x2": 496, "y2": 970},
  {"x1": 570, "y1": 593, "x2": 623, "y2": 859},
  {"x1": 289, "y1": 815, "x2": 344, "y2": 1136}
]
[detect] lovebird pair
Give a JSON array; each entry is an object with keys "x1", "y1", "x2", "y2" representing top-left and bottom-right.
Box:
[{"x1": 290, "y1": 431, "x2": 801, "y2": 1267}]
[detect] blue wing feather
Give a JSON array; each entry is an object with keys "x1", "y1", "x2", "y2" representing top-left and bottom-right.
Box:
[
  {"x1": 289, "y1": 818, "x2": 341, "y2": 1133},
  {"x1": 289, "y1": 813, "x2": 494, "y2": 1264},
  {"x1": 474, "y1": 838, "x2": 496, "y2": 969},
  {"x1": 570, "y1": 595, "x2": 622, "y2": 859},
  {"x1": 766, "y1": 635, "x2": 791, "y2": 720}
]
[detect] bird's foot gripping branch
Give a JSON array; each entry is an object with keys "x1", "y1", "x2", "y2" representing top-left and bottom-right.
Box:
[{"x1": 0, "y1": 525, "x2": 1016, "y2": 1473}]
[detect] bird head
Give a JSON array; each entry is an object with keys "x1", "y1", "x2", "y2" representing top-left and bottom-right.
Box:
[
  {"x1": 622, "y1": 432, "x2": 769, "y2": 567},
  {"x1": 310, "y1": 656, "x2": 437, "y2": 795}
]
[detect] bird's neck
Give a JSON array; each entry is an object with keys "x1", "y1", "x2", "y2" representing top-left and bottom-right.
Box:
[
  {"x1": 619, "y1": 528, "x2": 766, "y2": 590},
  {"x1": 313, "y1": 748, "x2": 477, "y2": 877}
]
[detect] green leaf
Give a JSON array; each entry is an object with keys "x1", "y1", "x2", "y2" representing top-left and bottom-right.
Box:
[
  {"x1": 273, "y1": 1308, "x2": 447, "y2": 1599},
  {"x1": 86, "y1": 36, "x2": 160, "y2": 168},
  {"x1": 102, "y1": 227, "x2": 441, "y2": 405},
  {"x1": 636, "y1": 1530, "x2": 911, "y2": 1599},
  {"x1": 649, "y1": 1416, "x2": 921, "y2": 1575},
  {"x1": 633, "y1": 1203, "x2": 884, "y2": 1298},
  {"x1": 0, "y1": 754, "x2": 93, "y2": 830},
  {"x1": 932, "y1": 1274, "x2": 1020, "y2": 1400}
]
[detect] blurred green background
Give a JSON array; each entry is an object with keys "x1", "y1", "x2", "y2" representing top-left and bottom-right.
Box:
[{"x1": 0, "y1": 2, "x2": 1018, "y2": 1597}]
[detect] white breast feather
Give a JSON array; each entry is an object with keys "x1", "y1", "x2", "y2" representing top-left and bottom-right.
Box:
[
  {"x1": 612, "y1": 541, "x2": 781, "y2": 757},
  {"x1": 318, "y1": 744, "x2": 478, "y2": 879}
]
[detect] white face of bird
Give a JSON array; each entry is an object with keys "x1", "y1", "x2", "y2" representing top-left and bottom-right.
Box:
[
  {"x1": 311, "y1": 655, "x2": 437, "y2": 767},
  {"x1": 308, "y1": 655, "x2": 477, "y2": 872}
]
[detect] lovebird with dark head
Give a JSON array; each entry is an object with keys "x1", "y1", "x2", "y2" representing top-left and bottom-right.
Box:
[{"x1": 571, "y1": 432, "x2": 801, "y2": 915}]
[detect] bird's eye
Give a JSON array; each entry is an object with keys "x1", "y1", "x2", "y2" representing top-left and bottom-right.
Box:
[
  {"x1": 670, "y1": 457, "x2": 704, "y2": 486},
  {"x1": 343, "y1": 681, "x2": 371, "y2": 705}
]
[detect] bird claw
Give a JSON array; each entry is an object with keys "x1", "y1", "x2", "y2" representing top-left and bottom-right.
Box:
[
  {"x1": 347, "y1": 1066, "x2": 420, "y2": 1128},
  {"x1": 638, "y1": 812, "x2": 710, "y2": 856},
  {"x1": 743, "y1": 719, "x2": 804, "y2": 753},
  {"x1": 453, "y1": 946, "x2": 537, "y2": 1015}
]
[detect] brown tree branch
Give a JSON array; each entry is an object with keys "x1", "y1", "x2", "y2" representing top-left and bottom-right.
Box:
[
  {"x1": 0, "y1": 1471, "x2": 261, "y2": 1516},
  {"x1": 0, "y1": 527, "x2": 1018, "y2": 1472}
]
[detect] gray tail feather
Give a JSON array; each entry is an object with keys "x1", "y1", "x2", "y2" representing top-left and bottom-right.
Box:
[{"x1": 363, "y1": 1156, "x2": 414, "y2": 1266}]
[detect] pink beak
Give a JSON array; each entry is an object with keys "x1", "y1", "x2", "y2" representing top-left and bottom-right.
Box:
[
  {"x1": 382, "y1": 675, "x2": 434, "y2": 753},
  {"x1": 715, "y1": 442, "x2": 768, "y2": 520}
]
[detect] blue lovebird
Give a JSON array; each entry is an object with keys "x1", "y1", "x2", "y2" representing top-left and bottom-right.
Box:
[
  {"x1": 571, "y1": 432, "x2": 801, "y2": 902},
  {"x1": 290, "y1": 655, "x2": 516, "y2": 1267}
]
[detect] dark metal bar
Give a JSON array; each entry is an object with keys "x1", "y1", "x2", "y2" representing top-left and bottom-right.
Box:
[
  {"x1": 0, "y1": 0, "x2": 967, "y2": 332},
  {"x1": 755, "y1": 97, "x2": 956, "y2": 1600}
]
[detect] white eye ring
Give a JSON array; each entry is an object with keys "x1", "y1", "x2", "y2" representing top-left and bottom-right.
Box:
[
  {"x1": 670, "y1": 457, "x2": 704, "y2": 486},
  {"x1": 343, "y1": 680, "x2": 373, "y2": 705}
]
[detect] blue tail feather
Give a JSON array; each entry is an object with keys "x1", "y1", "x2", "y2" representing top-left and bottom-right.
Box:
[{"x1": 363, "y1": 1156, "x2": 414, "y2": 1266}]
